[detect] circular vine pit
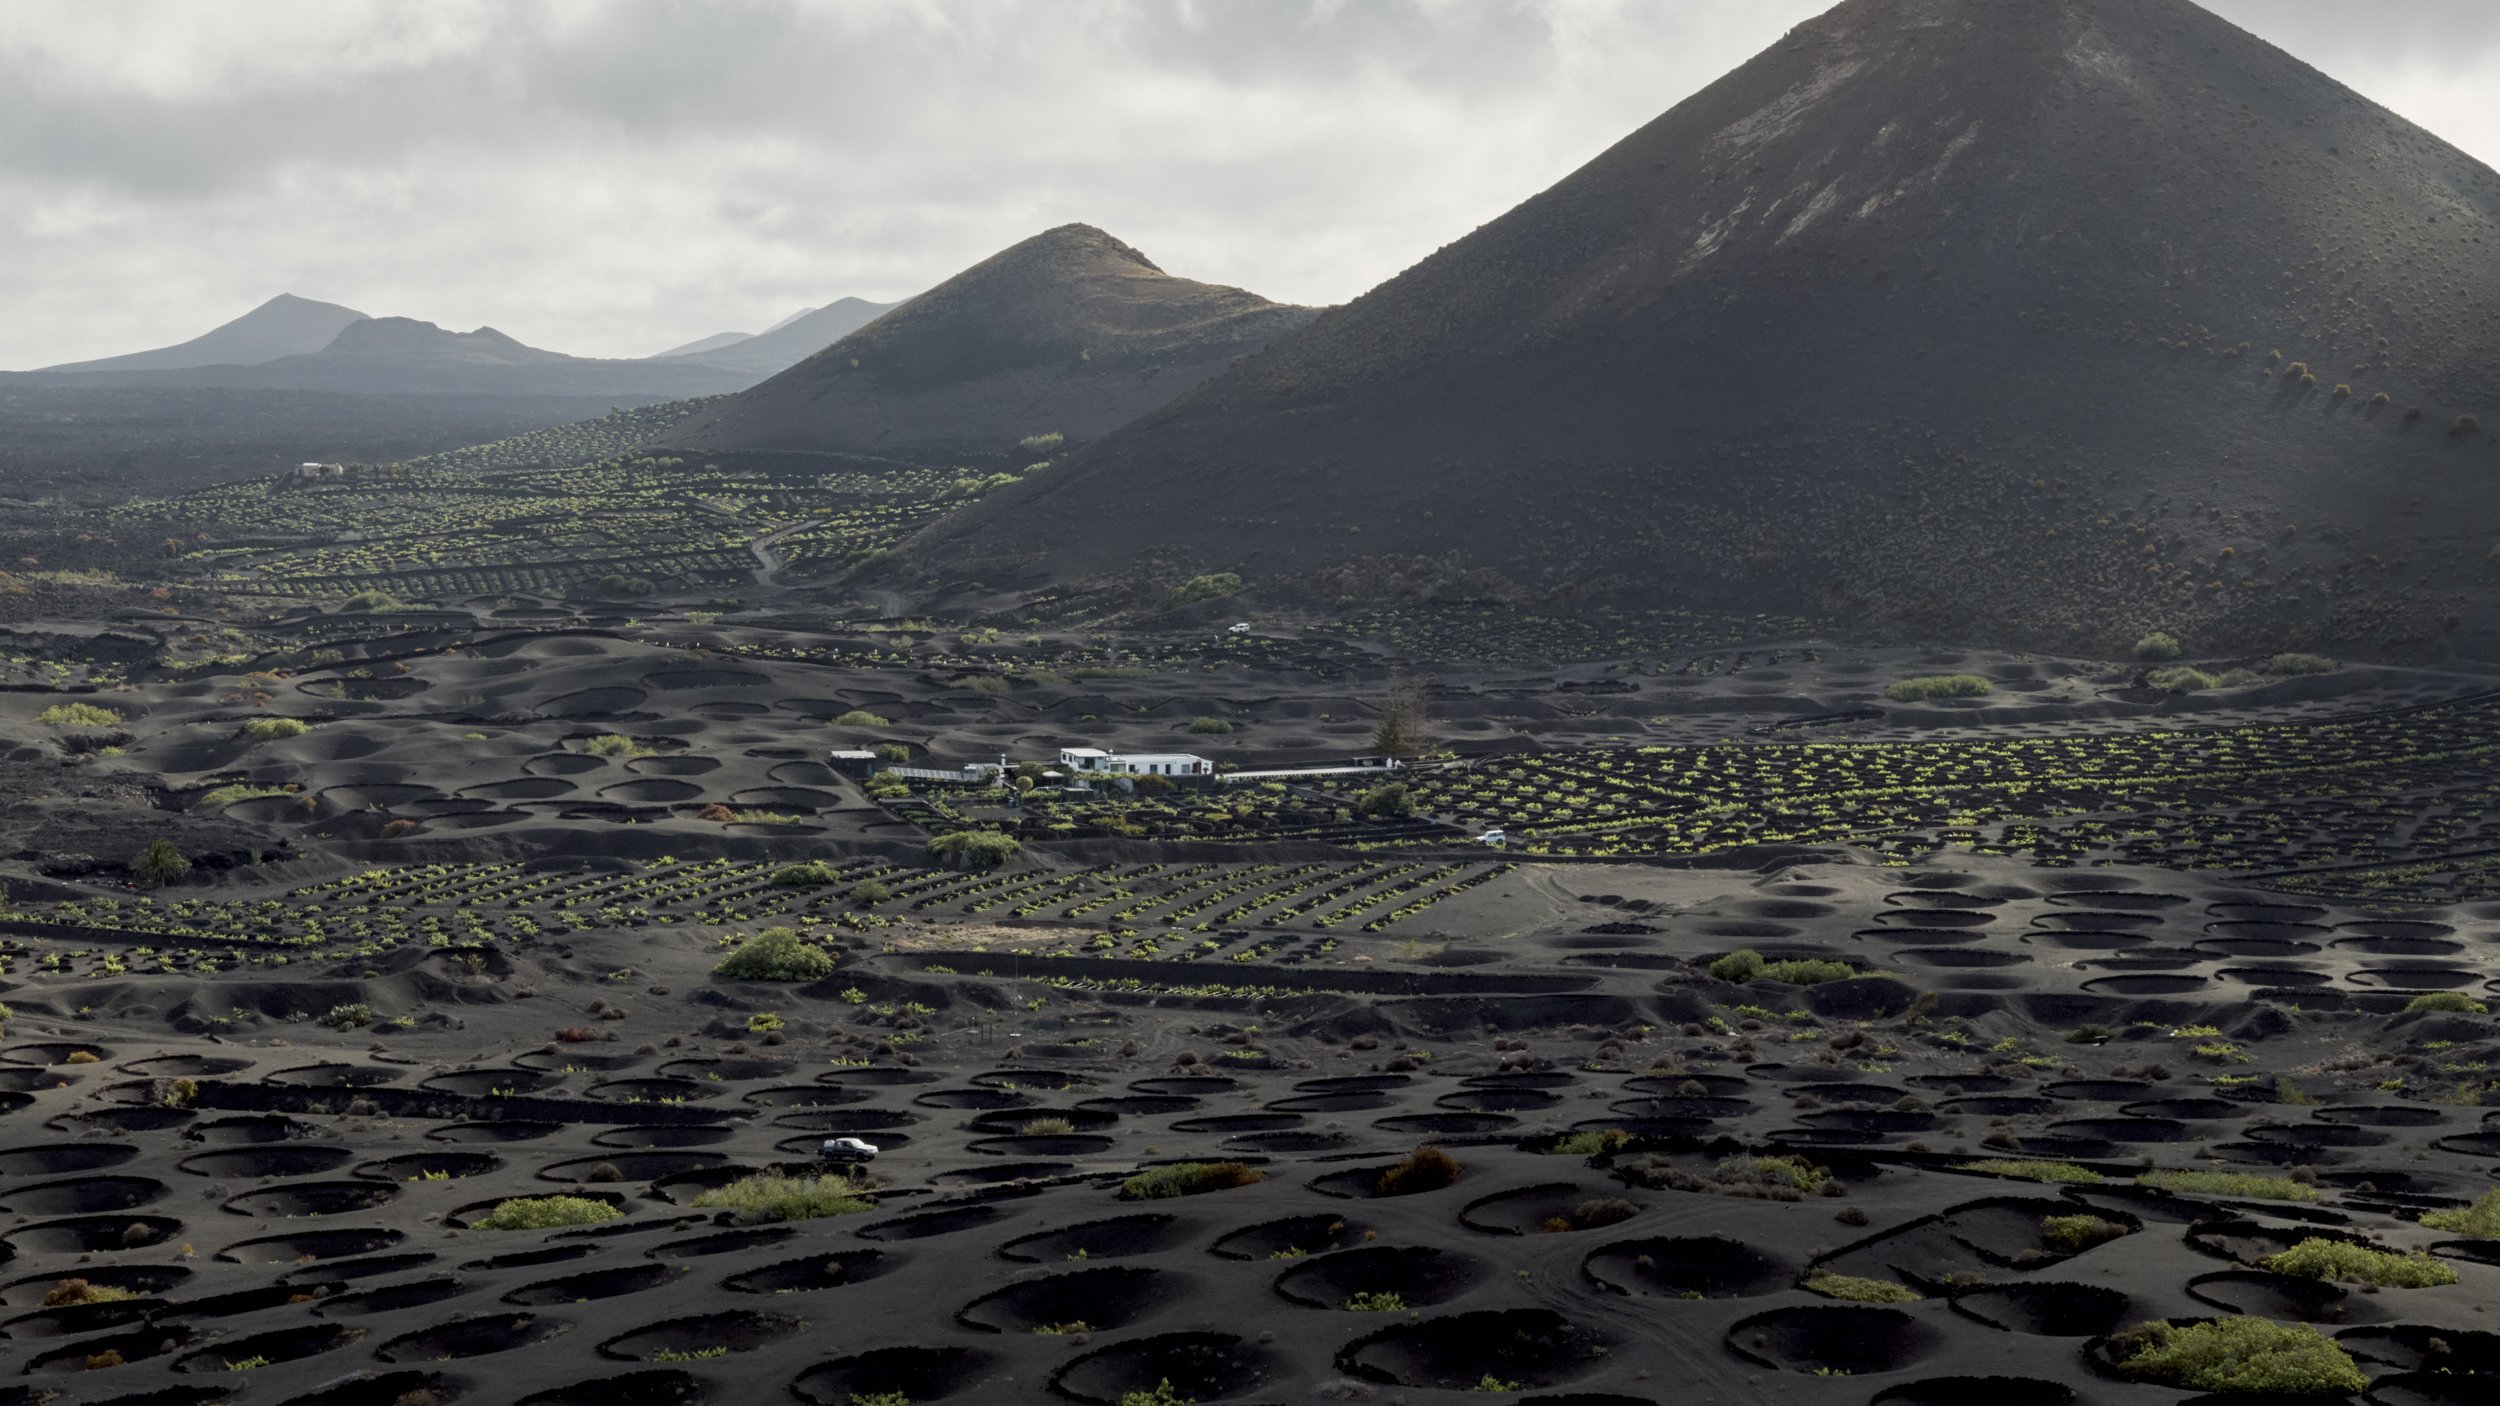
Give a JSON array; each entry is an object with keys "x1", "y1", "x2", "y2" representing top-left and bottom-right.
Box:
[
  {"x1": 376, "y1": 1312, "x2": 568, "y2": 1362},
  {"x1": 1725, "y1": 1305, "x2": 1944, "y2": 1375},
  {"x1": 1053, "y1": 1331, "x2": 1280, "y2": 1405},
  {"x1": 170, "y1": 1322, "x2": 363, "y2": 1373},
  {"x1": 597, "y1": 1309, "x2": 805, "y2": 1362},
  {"x1": 721, "y1": 1248, "x2": 896, "y2": 1295},
  {"x1": 1950, "y1": 1281, "x2": 2133, "y2": 1336},
  {"x1": 505, "y1": 1262, "x2": 679, "y2": 1306},
  {"x1": 1870, "y1": 1378, "x2": 2077, "y2": 1406},
  {"x1": 1336, "y1": 1308, "x2": 1611, "y2": 1391},
  {"x1": 958, "y1": 1264, "x2": 1173, "y2": 1334},
  {"x1": 792, "y1": 1345, "x2": 998, "y2": 1405},
  {"x1": 1274, "y1": 1244, "x2": 1488, "y2": 1310},
  {"x1": 515, "y1": 1369, "x2": 702, "y2": 1406},
  {"x1": 270, "y1": 1368, "x2": 462, "y2": 1406},
  {"x1": 1583, "y1": 1235, "x2": 1789, "y2": 1299}
]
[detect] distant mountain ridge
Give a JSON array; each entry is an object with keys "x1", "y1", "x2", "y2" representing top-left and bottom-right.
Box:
[
  {"x1": 659, "y1": 225, "x2": 1319, "y2": 459},
  {"x1": 37, "y1": 294, "x2": 369, "y2": 373},
  {"x1": 656, "y1": 297, "x2": 902, "y2": 377},
  {"x1": 904, "y1": 0, "x2": 2500, "y2": 652}
]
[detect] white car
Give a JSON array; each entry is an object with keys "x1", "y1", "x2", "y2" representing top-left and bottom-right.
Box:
[
  {"x1": 1475, "y1": 829, "x2": 1507, "y2": 848},
  {"x1": 818, "y1": 1136, "x2": 879, "y2": 1165},
  {"x1": 1227, "y1": 622, "x2": 1251, "y2": 635}
]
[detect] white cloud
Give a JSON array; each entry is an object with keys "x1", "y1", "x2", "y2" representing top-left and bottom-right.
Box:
[{"x1": 2, "y1": 0, "x2": 2493, "y2": 368}]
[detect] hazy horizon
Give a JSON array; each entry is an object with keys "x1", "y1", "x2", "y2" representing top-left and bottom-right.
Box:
[{"x1": 7, "y1": 0, "x2": 2497, "y2": 370}]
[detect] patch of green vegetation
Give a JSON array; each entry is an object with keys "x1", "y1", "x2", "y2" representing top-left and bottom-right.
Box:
[
  {"x1": 2133, "y1": 631, "x2": 2184, "y2": 661},
  {"x1": 713, "y1": 926, "x2": 836, "y2": 982},
  {"x1": 242, "y1": 717, "x2": 311, "y2": 741},
  {"x1": 2042, "y1": 1214, "x2": 2130, "y2": 1253},
  {"x1": 2406, "y1": 991, "x2": 2489, "y2": 1014},
  {"x1": 582, "y1": 734, "x2": 653, "y2": 758},
  {"x1": 339, "y1": 590, "x2": 404, "y2": 611},
  {"x1": 1169, "y1": 572, "x2": 1244, "y2": 606},
  {"x1": 1884, "y1": 674, "x2": 1992, "y2": 702},
  {"x1": 1356, "y1": 781, "x2": 1417, "y2": 818},
  {"x1": 2260, "y1": 1238, "x2": 2459, "y2": 1287},
  {"x1": 1707, "y1": 949, "x2": 1854, "y2": 985},
  {"x1": 199, "y1": 784, "x2": 289, "y2": 808},
  {"x1": 318, "y1": 1003, "x2": 372, "y2": 1030},
  {"x1": 1544, "y1": 1130, "x2": 1633, "y2": 1157},
  {"x1": 830, "y1": 709, "x2": 891, "y2": 727},
  {"x1": 1956, "y1": 1159, "x2": 2104, "y2": 1185},
  {"x1": 36, "y1": 702, "x2": 119, "y2": 727},
  {"x1": 1119, "y1": 1162, "x2": 1266, "y2": 1200},
  {"x1": 1803, "y1": 1272, "x2": 1921, "y2": 1303},
  {"x1": 849, "y1": 1393, "x2": 912, "y2": 1406},
  {"x1": 1345, "y1": 1291, "x2": 1406, "y2": 1311},
  {"x1": 691, "y1": 1173, "x2": 874, "y2": 1225},
  {"x1": 927, "y1": 829, "x2": 1021, "y2": 869},
  {"x1": 40, "y1": 1279, "x2": 135, "y2": 1306},
  {"x1": 726, "y1": 809, "x2": 802, "y2": 826},
  {"x1": 471, "y1": 1195, "x2": 621, "y2": 1231},
  {"x1": 2138, "y1": 1170, "x2": 2319, "y2": 1202},
  {"x1": 1184, "y1": 716, "x2": 1234, "y2": 735},
  {"x1": 769, "y1": 862, "x2": 842, "y2": 887},
  {"x1": 2421, "y1": 1189, "x2": 2500, "y2": 1238},
  {"x1": 2147, "y1": 666, "x2": 2221, "y2": 693},
  {"x1": 2265, "y1": 653, "x2": 2340, "y2": 676},
  {"x1": 1118, "y1": 1383, "x2": 1193, "y2": 1406},
  {"x1": 2108, "y1": 1318, "x2": 2364, "y2": 1394}
]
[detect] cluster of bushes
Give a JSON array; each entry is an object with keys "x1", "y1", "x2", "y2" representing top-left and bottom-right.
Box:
[
  {"x1": 1184, "y1": 716, "x2": 1234, "y2": 735},
  {"x1": 2107, "y1": 1319, "x2": 2364, "y2": 1393},
  {"x1": 2134, "y1": 631, "x2": 2184, "y2": 661},
  {"x1": 2146, "y1": 666, "x2": 2220, "y2": 693},
  {"x1": 2259, "y1": 1238, "x2": 2457, "y2": 1287},
  {"x1": 2041, "y1": 1214, "x2": 2130, "y2": 1253},
  {"x1": 36, "y1": 703, "x2": 119, "y2": 728},
  {"x1": 829, "y1": 709, "x2": 891, "y2": 728},
  {"x1": 1619, "y1": 1153, "x2": 1835, "y2": 1201},
  {"x1": 1356, "y1": 782, "x2": 1416, "y2": 819},
  {"x1": 2406, "y1": 991, "x2": 2487, "y2": 1015},
  {"x1": 1956, "y1": 1159, "x2": 2104, "y2": 1185},
  {"x1": 1883, "y1": 674, "x2": 1991, "y2": 702},
  {"x1": 1119, "y1": 1162, "x2": 1265, "y2": 1200},
  {"x1": 769, "y1": 862, "x2": 842, "y2": 888},
  {"x1": 1706, "y1": 949, "x2": 1853, "y2": 986},
  {"x1": 2264, "y1": 652, "x2": 2339, "y2": 676},
  {"x1": 691, "y1": 1173, "x2": 873, "y2": 1225},
  {"x1": 2421, "y1": 1189, "x2": 2500, "y2": 1237},
  {"x1": 713, "y1": 926, "x2": 835, "y2": 982},
  {"x1": 1376, "y1": 1146, "x2": 1462, "y2": 1197},
  {"x1": 927, "y1": 829, "x2": 1021, "y2": 869},
  {"x1": 242, "y1": 717, "x2": 311, "y2": 741},
  {"x1": 1804, "y1": 1272, "x2": 1921, "y2": 1303},
  {"x1": 583, "y1": 734, "x2": 653, "y2": 758},
  {"x1": 471, "y1": 1196, "x2": 620, "y2": 1231},
  {"x1": 2138, "y1": 1169, "x2": 2316, "y2": 1202},
  {"x1": 1169, "y1": 572, "x2": 1243, "y2": 606}
]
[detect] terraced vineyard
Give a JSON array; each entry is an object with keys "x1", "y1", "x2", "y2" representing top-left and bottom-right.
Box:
[{"x1": 1413, "y1": 693, "x2": 2500, "y2": 893}]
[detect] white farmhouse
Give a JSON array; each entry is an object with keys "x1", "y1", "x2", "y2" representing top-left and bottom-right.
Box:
[{"x1": 1058, "y1": 747, "x2": 1213, "y2": 778}]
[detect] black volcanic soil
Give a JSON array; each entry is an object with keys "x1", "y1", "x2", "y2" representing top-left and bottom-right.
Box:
[
  {"x1": 659, "y1": 224, "x2": 1321, "y2": 461},
  {"x1": 904, "y1": 0, "x2": 2500, "y2": 653}
]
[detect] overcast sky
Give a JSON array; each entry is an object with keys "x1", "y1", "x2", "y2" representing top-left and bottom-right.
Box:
[{"x1": 5, "y1": 0, "x2": 2497, "y2": 369}]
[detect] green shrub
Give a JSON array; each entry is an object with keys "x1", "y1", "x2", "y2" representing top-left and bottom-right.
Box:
[
  {"x1": 1544, "y1": 1130, "x2": 1633, "y2": 1157},
  {"x1": 2108, "y1": 1318, "x2": 2364, "y2": 1394},
  {"x1": 1118, "y1": 1383, "x2": 1193, "y2": 1406},
  {"x1": 846, "y1": 880, "x2": 892, "y2": 909},
  {"x1": 1184, "y1": 716, "x2": 1234, "y2": 735},
  {"x1": 1713, "y1": 1154, "x2": 1831, "y2": 1195},
  {"x1": 849, "y1": 1392, "x2": 912, "y2": 1406},
  {"x1": 1021, "y1": 1116, "x2": 1076, "y2": 1136},
  {"x1": 1804, "y1": 1271, "x2": 1921, "y2": 1303},
  {"x1": 1376, "y1": 1145, "x2": 1463, "y2": 1197},
  {"x1": 596, "y1": 574, "x2": 654, "y2": 597},
  {"x1": 1884, "y1": 674, "x2": 1992, "y2": 702},
  {"x1": 713, "y1": 926, "x2": 836, "y2": 982},
  {"x1": 691, "y1": 1173, "x2": 874, "y2": 1225},
  {"x1": 2421, "y1": 1189, "x2": 2500, "y2": 1238},
  {"x1": 199, "y1": 784, "x2": 289, "y2": 808},
  {"x1": 583, "y1": 734, "x2": 652, "y2": 758},
  {"x1": 2406, "y1": 991, "x2": 2488, "y2": 1014},
  {"x1": 926, "y1": 830, "x2": 1021, "y2": 869},
  {"x1": 829, "y1": 710, "x2": 890, "y2": 728},
  {"x1": 242, "y1": 717, "x2": 311, "y2": 741},
  {"x1": 471, "y1": 1196, "x2": 621, "y2": 1231},
  {"x1": 1119, "y1": 1162, "x2": 1265, "y2": 1200},
  {"x1": 36, "y1": 703, "x2": 119, "y2": 727},
  {"x1": 318, "y1": 1003, "x2": 373, "y2": 1030},
  {"x1": 2042, "y1": 1214, "x2": 2130, "y2": 1253},
  {"x1": 2137, "y1": 1170, "x2": 2319, "y2": 1202},
  {"x1": 1356, "y1": 782, "x2": 1416, "y2": 818},
  {"x1": 1955, "y1": 1159, "x2": 2104, "y2": 1185},
  {"x1": 1708, "y1": 949, "x2": 1764, "y2": 983},
  {"x1": 770, "y1": 862, "x2": 841, "y2": 887},
  {"x1": 2264, "y1": 653, "x2": 2339, "y2": 676},
  {"x1": 2134, "y1": 631, "x2": 2184, "y2": 661},
  {"x1": 1169, "y1": 572, "x2": 1243, "y2": 606},
  {"x1": 132, "y1": 837, "x2": 191, "y2": 887},
  {"x1": 340, "y1": 590, "x2": 403, "y2": 612},
  {"x1": 1018, "y1": 431, "x2": 1064, "y2": 453},
  {"x1": 1345, "y1": 1291, "x2": 1406, "y2": 1312},
  {"x1": 2147, "y1": 666, "x2": 2220, "y2": 693},
  {"x1": 2260, "y1": 1238, "x2": 2458, "y2": 1287},
  {"x1": 873, "y1": 742, "x2": 911, "y2": 763}
]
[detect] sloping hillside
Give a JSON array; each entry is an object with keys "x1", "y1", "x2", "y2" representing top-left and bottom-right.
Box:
[
  {"x1": 659, "y1": 225, "x2": 1319, "y2": 460},
  {"x1": 907, "y1": 0, "x2": 2500, "y2": 653},
  {"x1": 37, "y1": 294, "x2": 369, "y2": 373}
]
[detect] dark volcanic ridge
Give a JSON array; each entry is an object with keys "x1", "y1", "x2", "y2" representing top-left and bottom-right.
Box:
[
  {"x1": 903, "y1": 0, "x2": 2500, "y2": 652},
  {"x1": 659, "y1": 223, "x2": 1322, "y2": 460}
]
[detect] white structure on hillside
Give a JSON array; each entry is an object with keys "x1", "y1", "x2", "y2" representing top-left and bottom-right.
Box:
[{"x1": 1059, "y1": 747, "x2": 1213, "y2": 778}]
